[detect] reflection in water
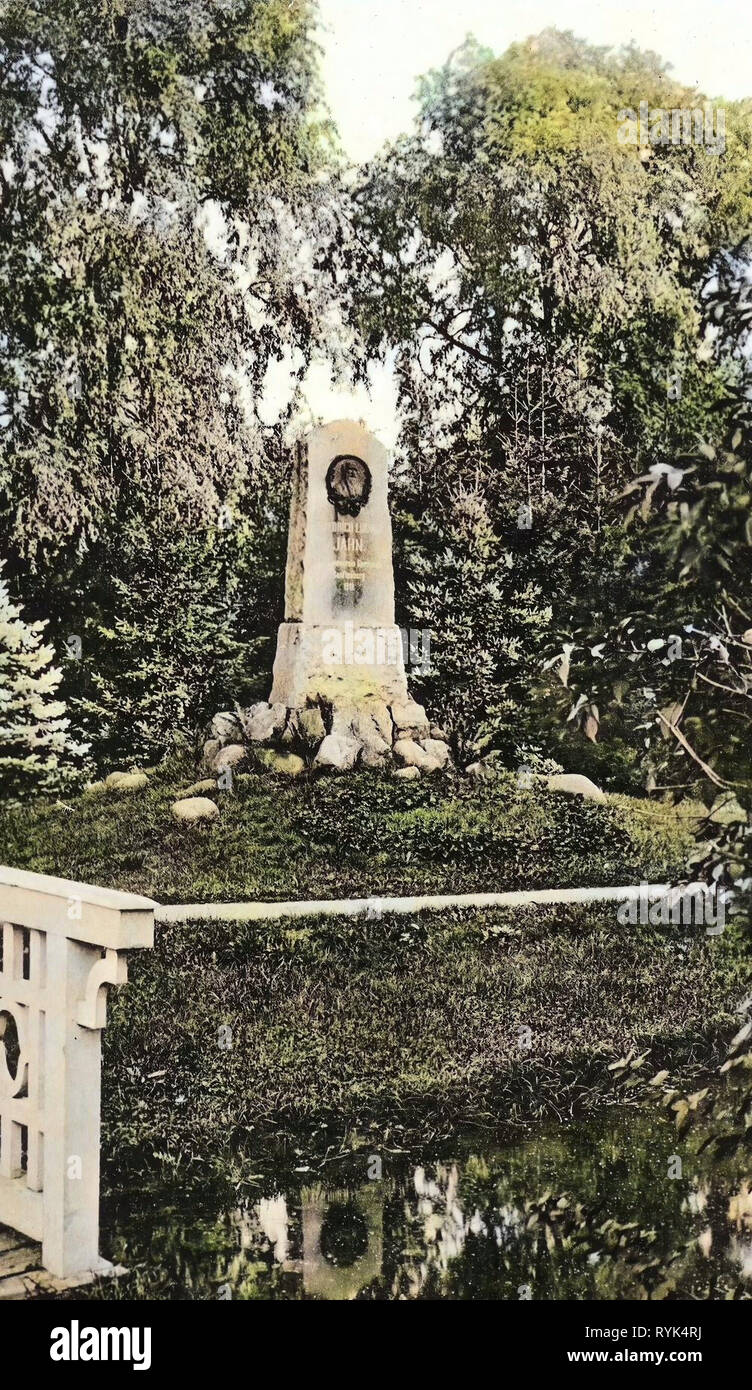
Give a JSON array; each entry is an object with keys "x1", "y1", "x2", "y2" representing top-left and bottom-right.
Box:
[
  {"x1": 102, "y1": 1107, "x2": 752, "y2": 1300},
  {"x1": 300, "y1": 1185, "x2": 382, "y2": 1300}
]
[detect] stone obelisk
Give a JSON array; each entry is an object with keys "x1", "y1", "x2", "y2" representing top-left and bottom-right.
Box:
[
  {"x1": 270, "y1": 420, "x2": 410, "y2": 709},
  {"x1": 202, "y1": 420, "x2": 450, "y2": 775}
]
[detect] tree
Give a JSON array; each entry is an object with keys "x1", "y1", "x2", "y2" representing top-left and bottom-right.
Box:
[
  {"x1": 0, "y1": 0, "x2": 345, "y2": 765},
  {"x1": 351, "y1": 29, "x2": 752, "y2": 759},
  {"x1": 547, "y1": 272, "x2": 752, "y2": 893},
  {"x1": 0, "y1": 564, "x2": 89, "y2": 800},
  {"x1": 71, "y1": 498, "x2": 289, "y2": 767}
]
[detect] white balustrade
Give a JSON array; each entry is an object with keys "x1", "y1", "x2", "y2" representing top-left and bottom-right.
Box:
[{"x1": 0, "y1": 866, "x2": 155, "y2": 1279}]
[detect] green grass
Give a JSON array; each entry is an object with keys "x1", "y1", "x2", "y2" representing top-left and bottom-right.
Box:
[
  {"x1": 0, "y1": 756, "x2": 695, "y2": 903},
  {"x1": 99, "y1": 904, "x2": 748, "y2": 1194},
  {"x1": 3, "y1": 759, "x2": 742, "y2": 1193}
]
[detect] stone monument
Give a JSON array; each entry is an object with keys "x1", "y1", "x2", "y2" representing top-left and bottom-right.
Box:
[
  {"x1": 201, "y1": 421, "x2": 451, "y2": 777},
  {"x1": 271, "y1": 420, "x2": 408, "y2": 710}
]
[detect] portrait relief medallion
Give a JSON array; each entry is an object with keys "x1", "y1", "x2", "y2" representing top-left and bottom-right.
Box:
[{"x1": 325, "y1": 454, "x2": 372, "y2": 517}]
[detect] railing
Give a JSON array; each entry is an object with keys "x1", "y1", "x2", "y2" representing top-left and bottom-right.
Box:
[{"x1": 0, "y1": 867, "x2": 155, "y2": 1279}]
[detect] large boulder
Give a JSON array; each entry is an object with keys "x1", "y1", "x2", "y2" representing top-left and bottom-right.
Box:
[
  {"x1": 355, "y1": 699, "x2": 393, "y2": 745},
  {"x1": 333, "y1": 700, "x2": 392, "y2": 769},
  {"x1": 546, "y1": 773, "x2": 607, "y2": 804},
  {"x1": 394, "y1": 738, "x2": 442, "y2": 774},
  {"x1": 105, "y1": 771, "x2": 148, "y2": 793},
  {"x1": 255, "y1": 749, "x2": 306, "y2": 778},
  {"x1": 390, "y1": 699, "x2": 430, "y2": 741},
  {"x1": 329, "y1": 705, "x2": 355, "y2": 739},
  {"x1": 240, "y1": 702, "x2": 287, "y2": 744},
  {"x1": 171, "y1": 797, "x2": 219, "y2": 824},
  {"x1": 394, "y1": 765, "x2": 420, "y2": 781},
  {"x1": 314, "y1": 732, "x2": 361, "y2": 772}
]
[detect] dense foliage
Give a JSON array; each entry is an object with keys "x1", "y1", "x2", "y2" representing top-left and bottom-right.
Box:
[
  {"x1": 352, "y1": 30, "x2": 752, "y2": 768},
  {"x1": 0, "y1": 0, "x2": 343, "y2": 775},
  {"x1": 549, "y1": 280, "x2": 752, "y2": 897}
]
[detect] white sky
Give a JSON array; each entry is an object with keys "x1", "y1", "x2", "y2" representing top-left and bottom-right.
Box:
[
  {"x1": 296, "y1": 0, "x2": 752, "y2": 444},
  {"x1": 317, "y1": 0, "x2": 752, "y2": 164}
]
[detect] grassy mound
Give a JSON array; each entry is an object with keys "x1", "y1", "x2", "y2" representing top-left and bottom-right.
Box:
[{"x1": 0, "y1": 757, "x2": 694, "y2": 903}]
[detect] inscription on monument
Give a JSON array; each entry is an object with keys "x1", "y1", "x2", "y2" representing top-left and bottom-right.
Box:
[{"x1": 332, "y1": 518, "x2": 377, "y2": 604}]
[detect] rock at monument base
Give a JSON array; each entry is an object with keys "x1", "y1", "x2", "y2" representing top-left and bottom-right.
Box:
[
  {"x1": 208, "y1": 711, "x2": 243, "y2": 745},
  {"x1": 281, "y1": 707, "x2": 326, "y2": 749},
  {"x1": 394, "y1": 765, "x2": 420, "y2": 781},
  {"x1": 331, "y1": 700, "x2": 393, "y2": 767},
  {"x1": 171, "y1": 797, "x2": 220, "y2": 824},
  {"x1": 391, "y1": 699, "x2": 430, "y2": 741},
  {"x1": 394, "y1": 738, "x2": 442, "y2": 774},
  {"x1": 420, "y1": 737, "x2": 451, "y2": 769},
  {"x1": 240, "y1": 702, "x2": 287, "y2": 744},
  {"x1": 298, "y1": 706, "x2": 327, "y2": 746},
  {"x1": 329, "y1": 706, "x2": 356, "y2": 740},
  {"x1": 314, "y1": 732, "x2": 361, "y2": 772},
  {"x1": 201, "y1": 738, "x2": 223, "y2": 773},
  {"x1": 360, "y1": 744, "x2": 391, "y2": 770},
  {"x1": 354, "y1": 699, "x2": 393, "y2": 747},
  {"x1": 546, "y1": 773, "x2": 607, "y2": 804},
  {"x1": 105, "y1": 771, "x2": 149, "y2": 793},
  {"x1": 255, "y1": 749, "x2": 306, "y2": 778}
]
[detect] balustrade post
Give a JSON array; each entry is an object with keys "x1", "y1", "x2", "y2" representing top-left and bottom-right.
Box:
[{"x1": 0, "y1": 867, "x2": 155, "y2": 1280}]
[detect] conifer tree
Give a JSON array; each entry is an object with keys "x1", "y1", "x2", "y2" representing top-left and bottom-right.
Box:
[{"x1": 0, "y1": 565, "x2": 89, "y2": 801}]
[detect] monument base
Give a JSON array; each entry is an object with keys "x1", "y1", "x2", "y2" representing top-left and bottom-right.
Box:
[
  {"x1": 270, "y1": 621, "x2": 410, "y2": 709},
  {"x1": 200, "y1": 685, "x2": 452, "y2": 779}
]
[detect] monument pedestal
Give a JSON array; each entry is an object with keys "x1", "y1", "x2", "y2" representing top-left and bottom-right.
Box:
[{"x1": 270, "y1": 621, "x2": 409, "y2": 709}]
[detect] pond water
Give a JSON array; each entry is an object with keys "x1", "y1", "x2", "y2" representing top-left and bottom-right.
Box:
[{"x1": 97, "y1": 1105, "x2": 751, "y2": 1300}]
